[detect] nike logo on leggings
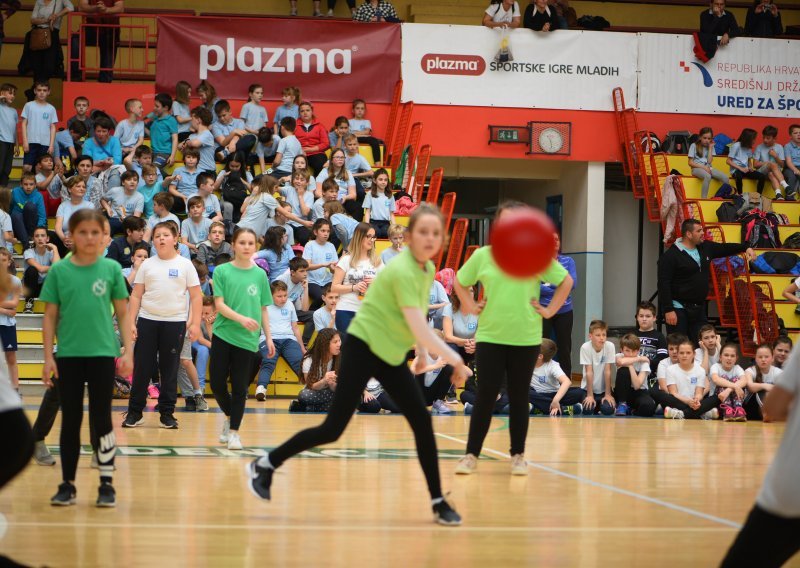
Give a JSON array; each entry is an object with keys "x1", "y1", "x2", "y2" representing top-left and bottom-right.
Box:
[{"x1": 97, "y1": 431, "x2": 117, "y2": 464}]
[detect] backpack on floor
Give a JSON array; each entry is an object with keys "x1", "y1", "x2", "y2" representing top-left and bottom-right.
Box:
[
  {"x1": 662, "y1": 131, "x2": 692, "y2": 154},
  {"x1": 740, "y1": 209, "x2": 781, "y2": 249}
]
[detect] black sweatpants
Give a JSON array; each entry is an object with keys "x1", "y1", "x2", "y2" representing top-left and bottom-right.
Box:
[
  {"x1": 743, "y1": 391, "x2": 766, "y2": 420},
  {"x1": 357, "y1": 136, "x2": 383, "y2": 164},
  {"x1": 209, "y1": 335, "x2": 259, "y2": 431},
  {"x1": 307, "y1": 153, "x2": 327, "y2": 177},
  {"x1": 720, "y1": 505, "x2": 800, "y2": 568},
  {"x1": 57, "y1": 357, "x2": 116, "y2": 482},
  {"x1": 128, "y1": 318, "x2": 185, "y2": 416},
  {"x1": 0, "y1": 141, "x2": 14, "y2": 187},
  {"x1": 541, "y1": 310, "x2": 573, "y2": 377},
  {"x1": 669, "y1": 394, "x2": 719, "y2": 419},
  {"x1": 732, "y1": 169, "x2": 767, "y2": 194},
  {"x1": 613, "y1": 368, "x2": 657, "y2": 417},
  {"x1": 31, "y1": 380, "x2": 97, "y2": 446},
  {"x1": 0, "y1": 408, "x2": 34, "y2": 489},
  {"x1": 415, "y1": 364, "x2": 453, "y2": 406},
  {"x1": 665, "y1": 303, "x2": 706, "y2": 347},
  {"x1": 466, "y1": 342, "x2": 539, "y2": 457},
  {"x1": 269, "y1": 335, "x2": 444, "y2": 499}
]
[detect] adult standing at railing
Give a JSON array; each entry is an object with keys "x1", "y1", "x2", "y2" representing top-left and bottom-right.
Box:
[
  {"x1": 69, "y1": 0, "x2": 123, "y2": 83},
  {"x1": 0, "y1": 0, "x2": 21, "y2": 59},
  {"x1": 24, "y1": 0, "x2": 73, "y2": 100}
]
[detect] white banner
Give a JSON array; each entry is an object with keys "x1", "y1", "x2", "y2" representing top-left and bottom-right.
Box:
[
  {"x1": 638, "y1": 34, "x2": 800, "y2": 117},
  {"x1": 401, "y1": 24, "x2": 638, "y2": 111}
]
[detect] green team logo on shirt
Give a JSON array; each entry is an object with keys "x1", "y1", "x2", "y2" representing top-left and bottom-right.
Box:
[
  {"x1": 92, "y1": 279, "x2": 107, "y2": 297},
  {"x1": 247, "y1": 284, "x2": 258, "y2": 296}
]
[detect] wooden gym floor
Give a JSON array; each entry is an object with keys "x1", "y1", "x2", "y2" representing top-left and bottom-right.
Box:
[{"x1": 1, "y1": 399, "x2": 797, "y2": 568}]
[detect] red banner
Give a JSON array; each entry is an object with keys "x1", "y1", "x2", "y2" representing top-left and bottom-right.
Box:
[{"x1": 156, "y1": 16, "x2": 401, "y2": 103}]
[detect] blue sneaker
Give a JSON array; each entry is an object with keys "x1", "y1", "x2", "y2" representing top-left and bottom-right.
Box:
[
  {"x1": 571, "y1": 403, "x2": 583, "y2": 416},
  {"x1": 463, "y1": 402, "x2": 473, "y2": 415},
  {"x1": 615, "y1": 402, "x2": 629, "y2": 417}
]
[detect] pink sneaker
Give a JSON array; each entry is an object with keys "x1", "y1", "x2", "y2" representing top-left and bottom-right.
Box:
[
  {"x1": 734, "y1": 406, "x2": 747, "y2": 422},
  {"x1": 147, "y1": 384, "x2": 160, "y2": 399},
  {"x1": 721, "y1": 404, "x2": 734, "y2": 422}
]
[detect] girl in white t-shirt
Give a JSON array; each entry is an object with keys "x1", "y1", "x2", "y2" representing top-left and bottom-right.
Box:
[
  {"x1": 123, "y1": 221, "x2": 202, "y2": 429},
  {"x1": 710, "y1": 343, "x2": 748, "y2": 422},
  {"x1": 363, "y1": 168, "x2": 396, "y2": 238},
  {"x1": 303, "y1": 218, "x2": 338, "y2": 307},
  {"x1": 744, "y1": 343, "x2": 783, "y2": 420},
  {"x1": 330, "y1": 222, "x2": 383, "y2": 333},
  {"x1": 483, "y1": 0, "x2": 521, "y2": 28},
  {"x1": 293, "y1": 328, "x2": 341, "y2": 412}
]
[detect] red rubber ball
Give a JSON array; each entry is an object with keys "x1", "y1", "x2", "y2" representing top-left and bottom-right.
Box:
[{"x1": 490, "y1": 208, "x2": 557, "y2": 278}]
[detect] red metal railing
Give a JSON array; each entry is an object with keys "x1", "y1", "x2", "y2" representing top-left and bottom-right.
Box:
[
  {"x1": 425, "y1": 168, "x2": 443, "y2": 206},
  {"x1": 445, "y1": 218, "x2": 469, "y2": 271},
  {"x1": 410, "y1": 144, "x2": 431, "y2": 202}
]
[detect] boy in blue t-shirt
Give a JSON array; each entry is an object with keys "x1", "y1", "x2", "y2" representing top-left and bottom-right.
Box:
[
  {"x1": 123, "y1": 145, "x2": 163, "y2": 190},
  {"x1": 211, "y1": 100, "x2": 255, "y2": 161},
  {"x1": 0, "y1": 83, "x2": 19, "y2": 187},
  {"x1": 147, "y1": 93, "x2": 179, "y2": 170},
  {"x1": 785, "y1": 124, "x2": 800, "y2": 199},
  {"x1": 54, "y1": 121, "x2": 87, "y2": 170},
  {"x1": 190, "y1": 172, "x2": 222, "y2": 222},
  {"x1": 114, "y1": 98, "x2": 145, "y2": 157},
  {"x1": 21, "y1": 82, "x2": 58, "y2": 173},
  {"x1": 180, "y1": 107, "x2": 216, "y2": 174},
  {"x1": 166, "y1": 148, "x2": 201, "y2": 213},
  {"x1": 269, "y1": 117, "x2": 302, "y2": 179},
  {"x1": 11, "y1": 172, "x2": 46, "y2": 245},
  {"x1": 137, "y1": 164, "x2": 164, "y2": 219},
  {"x1": 255, "y1": 280, "x2": 305, "y2": 401},
  {"x1": 753, "y1": 125, "x2": 790, "y2": 198}
]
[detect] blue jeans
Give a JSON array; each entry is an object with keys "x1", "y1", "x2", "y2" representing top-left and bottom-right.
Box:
[
  {"x1": 11, "y1": 201, "x2": 40, "y2": 245},
  {"x1": 335, "y1": 310, "x2": 358, "y2": 334},
  {"x1": 193, "y1": 341, "x2": 210, "y2": 391},
  {"x1": 258, "y1": 338, "x2": 303, "y2": 387}
]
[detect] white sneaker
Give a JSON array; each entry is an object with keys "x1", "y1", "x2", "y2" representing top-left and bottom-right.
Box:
[
  {"x1": 219, "y1": 419, "x2": 230, "y2": 444},
  {"x1": 664, "y1": 406, "x2": 685, "y2": 420},
  {"x1": 227, "y1": 432, "x2": 243, "y2": 451},
  {"x1": 702, "y1": 408, "x2": 719, "y2": 420},
  {"x1": 255, "y1": 385, "x2": 267, "y2": 401},
  {"x1": 454, "y1": 453, "x2": 478, "y2": 475},
  {"x1": 326, "y1": 8, "x2": 334, "y2": 16},
  {"x1": 510, "y1": 454, "x2": 528, "y2": 476}
]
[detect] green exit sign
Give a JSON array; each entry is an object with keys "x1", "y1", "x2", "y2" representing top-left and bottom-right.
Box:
[{"x1": 498, "y1": 129, "x2": 518, "y2": 141}]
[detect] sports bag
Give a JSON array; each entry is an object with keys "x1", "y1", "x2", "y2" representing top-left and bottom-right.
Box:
[{"x1": 662, "y1": 131, "x2": 692, "y2": 154}]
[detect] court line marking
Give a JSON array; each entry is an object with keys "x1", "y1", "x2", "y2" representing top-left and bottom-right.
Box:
[
  {"x1": 435, "y1": 433, "x2": 743, "y2": 529},
  {"x1": 3, "y1": 521, "x2": 735, "y2": 533}
]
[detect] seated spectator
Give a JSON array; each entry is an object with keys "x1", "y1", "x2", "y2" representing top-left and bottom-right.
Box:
[
  {"x1": 241, "y1": 84, "x2": 268, "y2": 136},
  {"x1": 313, "y1": 283, "x2": 338, "y2": 331},
  {"x1": 359, "y1": 377, "x2": 400, "y2": 413},
  {"x1": 664, "y1": 337, "x2": 721, "y2": 419},
  {"x1": 579, "y1": 319, "x2": 615, "y2": 416},
  {"x1": 695, "y1": 324, "x2": 720, "y2": 376},
  {"x1": 352, "y1": 0, "x2": 399, "y2": 22},
  {"x1": 745, "y1": 0, "x2": 782, "y2": 37},
  {"x1": 275, "y1": 257, "x2": 315, "y2": 343},
  {"x1": 329, "y1": 116, "x2": 350, "y2": 151},
  {"x1": 754, "y1": 125, "x2": 791, "y2": 199},
  {"x1": 65, "y1": 155, "x2": 100, "y2": 206},
  {"x1": 269, "y1": 117, "x2": 302, "y2": 180},
  {"x1": 744, "y1": 343, "x2": 782, "y2": 420},
  {"x1": 81, "y1": 116, "x2": 122, "y2": 175},
  {"x1": 196, "y1": 221, "x2": 232, "y2": 268},
  {"x1": 212, "y1": 100, "x2": 256, "y2": 162},
  {"x1": 215, "y1": 153, "x2": 252, "y2": 224},
  {"x1": 412, "y1": 329, "x2": 454, "y2": 414},
  {"x1": 279, "y1": 169, "x2": 315, "y2": 245},
  {"x1": 349, "y1": 99, "x2": 384, "y2": 166},
  {"x1": 0, "y1": 189, "x2": 13, "y2": 253},
  {"x1": 144, "y1": 192, "x2": 179, "y2": 242},
  {"x1": 696, "y1": 0, "x2": 739, "y2": 61},
  {"x1": 167, "y1": 148, "x2": 201, "y2": 213},
  {"x1": 180, "y1": 107, "x2": 216, "y2": 176},
  {"x1": 181, "y1": 196, "x2": 212, "y2": 256},
  {"x1": 710, "y1": 343, "x2": 748, "y2": 422},
  {"x1": 784, "y1": 124, "x2": 800, "y2": 198},
  {"x1": 483, "y1": 0, "x2": 521, "y2": 28},
  {"x1": 772, "y1": 336, "x2": 792, "y2": 369},
  {"x1": 66, "y1": 96, "x2": 93, "y2": 137},
  {"x1": 54, "y1": 121, "x2": 87, "y2": 169},
  {"x1": 427, "y1": 278, "x2": 450, "y2": 330},
  {"x1": 727, "y1": 128, "x2": 766, "y2": 195},
  {"x1": 442, "y1": 290, "x2": 477, "y2": 364},
  {"x1": 323, "y1": 200, "x2": 358, "y2": 251},
  {"x1": 256, "y1": 226, "x2": 294, "y2": 282},
  {"x1": 101, "y1": 170, "x2": 144, "y2": 235},
  {"x1": 529, "y1": 338, "x2": 584, "y2": 415},
  {"x1": 523, "y1": 0, "x2": 559, "y2": 31},
  {"x1": 193, "y1": 172, "x2": 223, "y2": 223},
  {"x1": 106, "y1": 216, "x2": 146, "y2": 268},
  {"x1": 255, "y1": 127, "x2": 279, "y2": 174},
  {"x1": 52, "y1": 176, "x2": 94, "y2": 256},
  {"x1": 292, "y1": 328, "x2": 340, "y2": 412},
  {"x1": 34, "y1": 153, "x2": 62, "y2": 217},
  {"x1": 147, "y1": 92, "x2": 178, "y2": 170},
  {"x1": 380, "y1": 223, "x2": 405, "y2": 265},
  {"x1": 22, "y1": 226, "x2": 58, "y2": 312},
  {"x1": 688, "y1": 127, "x2": 729, "y2": 198},
  {"x1": 317, "y1": 148, "x2": 358, "y2": 218},
  {"x1": 255, "y1": 280, "x2": 306, "y2": 402},
  {"x1": 114, "y1": 98, "x2": 144, "y2": 157},
  {"x1": 123, "y1": 145, "x2": 163, "y2": 190},
  {"x1": 613, "y1": 334, "x2": 656, "y2": 417},
  {"x1": 11, "y1": 172, "x2": 45, "y2": 246},
  {"x1": 295, "y1": 102, "x2": 330, "y2": 176},
  {"x1": 196, "y1": 80, "x2": 221, "y2": 124}
]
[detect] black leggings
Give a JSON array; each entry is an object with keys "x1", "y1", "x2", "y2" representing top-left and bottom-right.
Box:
[
  {"x1": 541, "y1": 310, "x2": 573, "y2": 377},
  {"x1": 466, "y1": 342, "x2": 539, "y2": 456},
  {"x1": 31, "y1": 380, "x2": 97, "y2": 446},
  {"x1": 613, "y1": 368, "x2": 657, "y2": 416},
  {"x1": 357, "y1": 136, "x2": 383, "y2": 164},
  {"x1": 129, "y1": 318, "x2": 185, "y2": 415},
  {"x1": 720, "y1": 505, "x2": 800, "y2": 568},
  {"x1": 23, "y1": 266, "x2": 44, "y2": 299},
  {"x1": 732, "y1": 169, "x2": 767, "y2": 194},
  {"x1": 415, "y1": 364, "x2": 453, "y2": 405},
  {"x1": 0, "y1": 408, "x2": 34, "y2": 490},
  {"x1": 57, "y1": 357, "x2": 116, "y2": 482},
  {"x1": 308, "y1": 283, "x2": 327, "y2": 309},
  {"x1": 209, "y1": 335, "x2": 259, "y2": 431},
  {"x1": 269, "y1": 335, "x2": 443, "y2": 499},
  {"x1": 652, "y1": 389, "x2": 719, "y2": 419},
  {"x1": 307, "y1": 153, "x2": 328, "y2": 177},
  {"x1": 328, "y1": 0, "x2": 356, "y2": 9}
]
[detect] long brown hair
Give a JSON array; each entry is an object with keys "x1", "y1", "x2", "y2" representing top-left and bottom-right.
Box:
[
  {"x1": 302, "y1": 328, "x2": 341, "y2": 386},
  {"x1": 348, "y1": 222, "x2": 380, "y2": 267}
]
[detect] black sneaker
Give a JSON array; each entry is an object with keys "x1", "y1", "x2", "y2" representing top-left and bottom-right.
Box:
[
  {"x1": 245, "y1": 459, "x2": 273, "y2": 501},
  {"x1": 96, "y1": 483, "x2": 116, "y2": 508},
  {"x1": 433, "y1": 500, "x2": 462, "y2": 526},
  {"x1": 159, "y1": 414, "x2": 179, "y2": 429},
  {"x1": 288, "y1": 399, "x2": 302, "y2": 413},
  {"x1": 50, "y1": 482, "x2": 76, "y2": 506},
  {"x1": 184, "y1": 397, "x2": 196, "y2": 412},
  {"x1": 122, "y1": 410, "x2": 144, "y2": 428}
]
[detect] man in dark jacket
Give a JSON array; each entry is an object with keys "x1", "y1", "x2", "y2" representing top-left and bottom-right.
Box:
[
  {"x1": 658, "y1": 219, "x2": 754, "y2": 342},
  {"x1": 695, "y1": 0, "x2": 739, "y2": 61}
]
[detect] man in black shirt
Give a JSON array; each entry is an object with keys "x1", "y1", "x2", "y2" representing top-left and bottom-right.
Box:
[{"x1": 657, "y1": 219, "x2": 754, "y2": 342}]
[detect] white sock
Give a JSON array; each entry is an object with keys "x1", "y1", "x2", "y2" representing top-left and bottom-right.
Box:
[
  {"x1": 431, "y1": 497, "x2": 444, "y2": 506},
  {"x1": 194, "y1": 389, "x2": 202, "y2": 396},
  {"x1": 257, "y1": 454, "x2": 274, "y2": 470},
  {"x1": 781, "y1": 180, "x2": 789, "y2": 189}
]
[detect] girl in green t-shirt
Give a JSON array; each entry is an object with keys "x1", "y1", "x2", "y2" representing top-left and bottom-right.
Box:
[
  {"x1": 453, "y1": 201, "x2": 574, "y2": 477},
  {"x1": 210, "y1": 227, "x2": 275, "y2": 451},
  {"x1": 245, "y1": 204, "x2": 469, "y2": 527},
  {"x1": 41, "y1": 209, "x2": 133, "y2": 508}
]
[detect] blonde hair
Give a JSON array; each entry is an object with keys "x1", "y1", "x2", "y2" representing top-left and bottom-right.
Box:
[
  {"x1": 387, "y1": 223, "x2": 405, "y2": 238},
  {"x1": 348, "y1": 222, "x2": 380, "y2": 268}
]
